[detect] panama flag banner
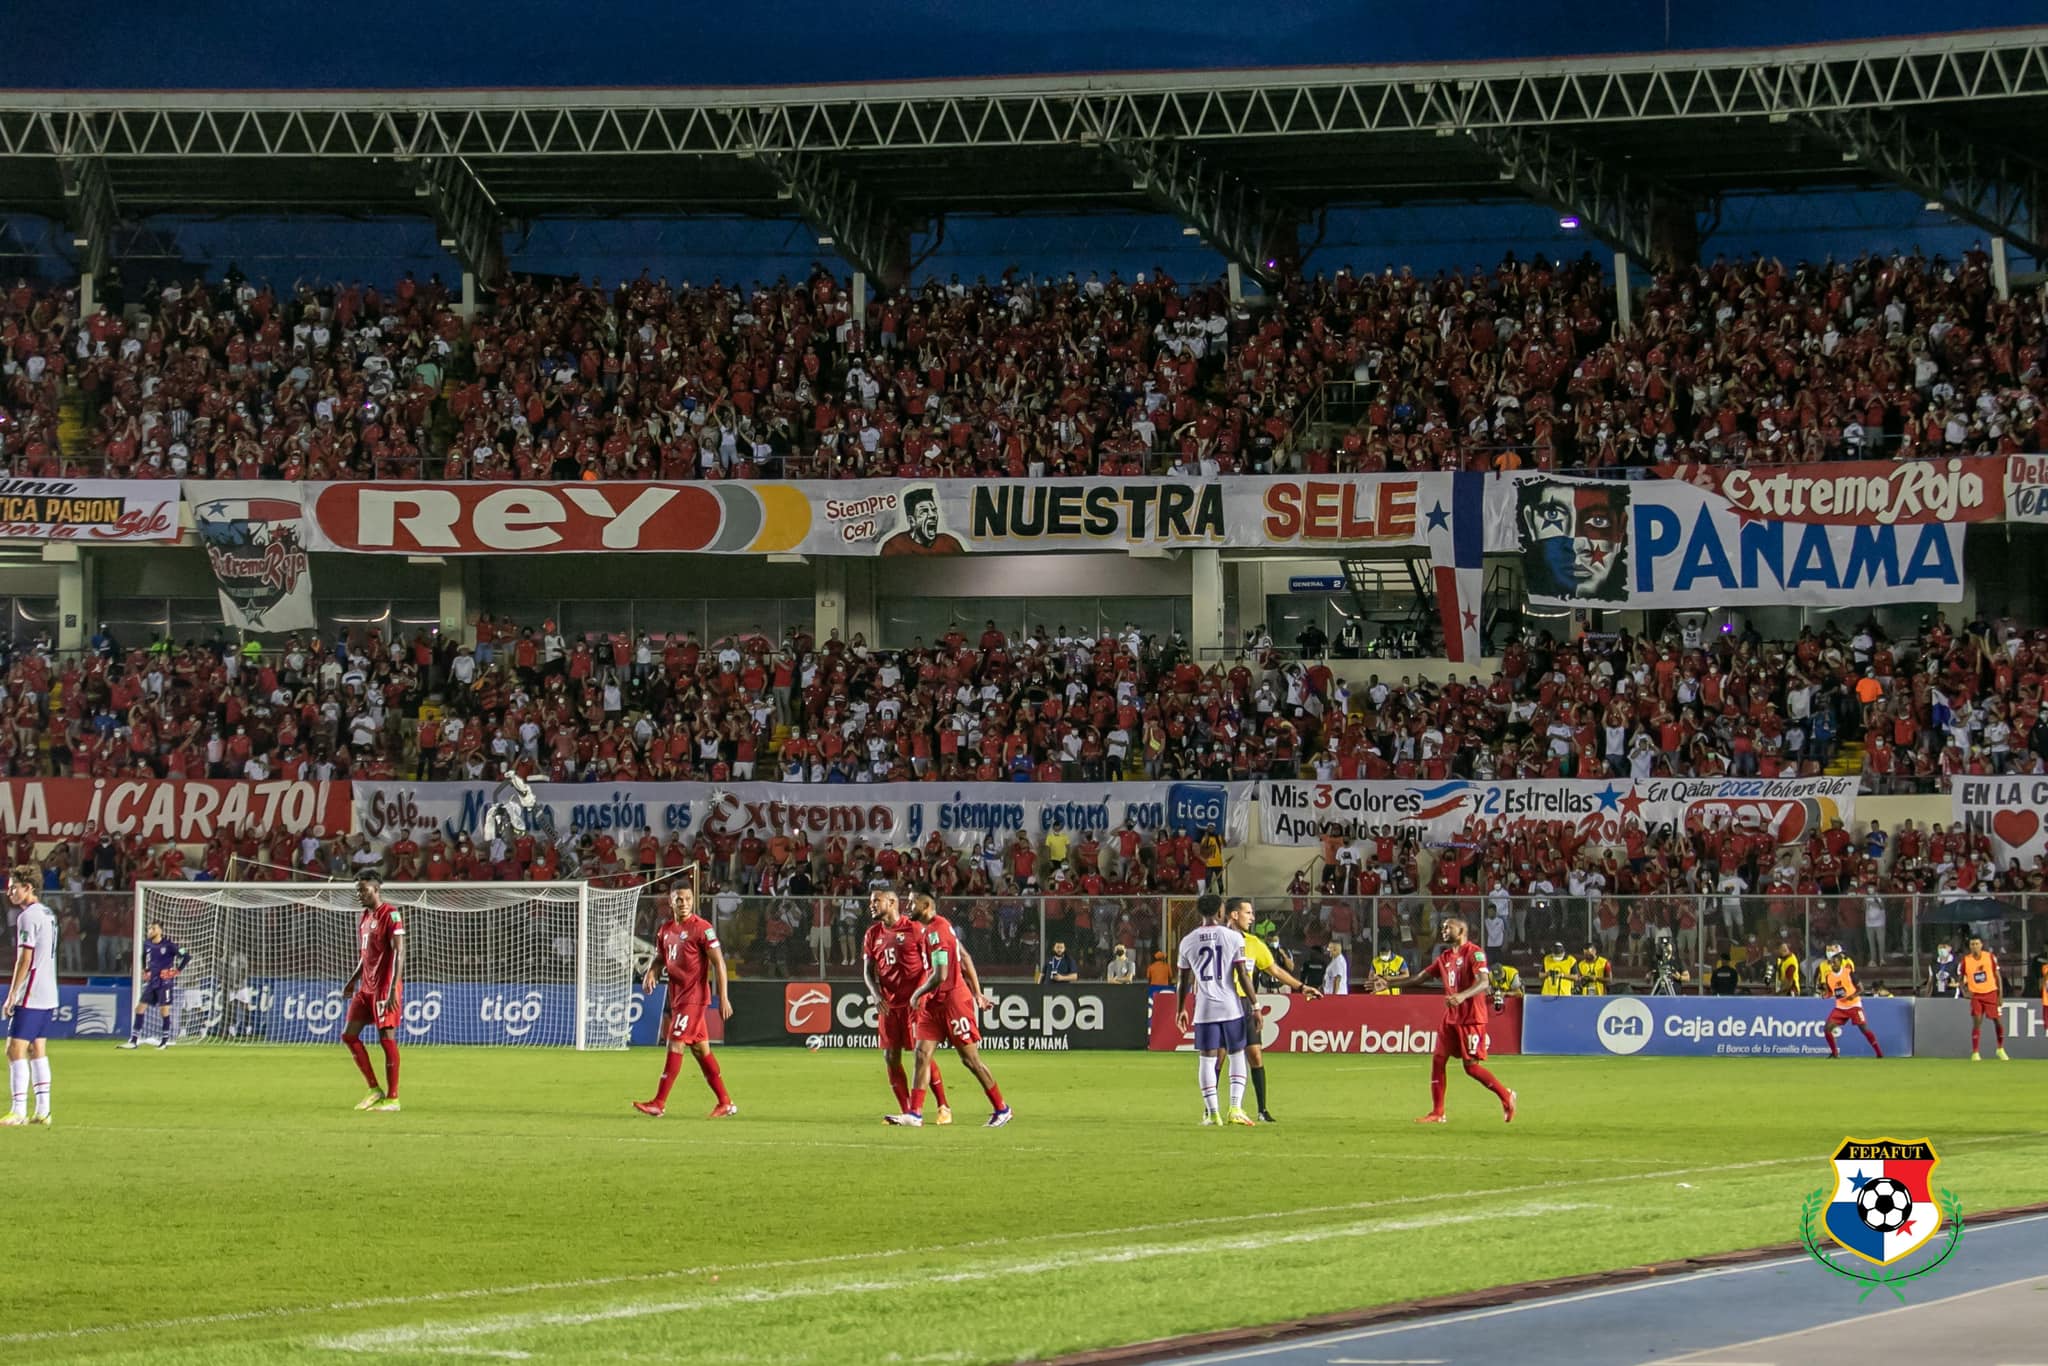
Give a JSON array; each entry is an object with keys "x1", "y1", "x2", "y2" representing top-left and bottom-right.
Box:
[{"x1": 1822, "y1": 1137, "x2": 1943, "y2": 1266}]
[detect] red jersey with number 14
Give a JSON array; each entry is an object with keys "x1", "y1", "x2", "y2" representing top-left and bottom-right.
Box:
[
  {"x1": 864, "y1": 917, "x2": 929, "y2": 1008},
  {"x1": 357, "y1": 903, "x2": 405, "y2": 998},
  {"x1": 654, "y1": 914, "x2": 720, "y2": 1011},
  {"x1": 1420, "y1": 941, "x2": 1490, "y2": 1027}
]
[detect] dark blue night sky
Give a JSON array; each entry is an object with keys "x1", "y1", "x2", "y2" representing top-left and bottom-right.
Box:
[{"x1": 2, "y1": 1, "x2": 2042, "y2": 89}]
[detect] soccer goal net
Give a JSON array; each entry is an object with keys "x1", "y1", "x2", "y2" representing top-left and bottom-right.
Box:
[{"x1": 132, "y1": 882, "x2": 643, "y2": 1049}]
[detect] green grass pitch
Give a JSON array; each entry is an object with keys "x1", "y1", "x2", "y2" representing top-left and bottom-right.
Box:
[{"x1": 6, "y1": 1044, "x2": 2044, "y2": 1364}]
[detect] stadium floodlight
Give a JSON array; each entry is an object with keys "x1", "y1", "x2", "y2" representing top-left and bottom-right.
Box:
[
  {"x1": 1558, "y1": 215, "x2": 1581, "y2": 230},
  {"x1": 133, "y1": 881, "x2": 644, "y2": 1050}
]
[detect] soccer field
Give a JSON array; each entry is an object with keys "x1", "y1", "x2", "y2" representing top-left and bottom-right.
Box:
[{"x1": 10, "y1": 1045, "x2": 2045, "y2": 1364}]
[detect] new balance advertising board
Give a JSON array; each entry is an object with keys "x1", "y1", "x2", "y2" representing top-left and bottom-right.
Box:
[{"x1": 1148, "y1": 993, "x2": 1525, "y2": 1055}]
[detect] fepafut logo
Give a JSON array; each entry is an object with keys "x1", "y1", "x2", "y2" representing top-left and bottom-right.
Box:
[
  {"x1": 785, "y1": 982, "x2": 831, "y2": 1033},
  {"x1": 1598, "y1": 996, "x2": 1654, "y2": 1054}
]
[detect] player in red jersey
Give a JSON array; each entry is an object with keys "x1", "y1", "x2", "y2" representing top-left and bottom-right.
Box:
[
  {"x1": 635, "y1": 886, "x2": 737, "y2": 1118},
  {"x1": 341, "y1": 874, "x2": 406, "y2": 1113},
  {"x1": 860, "y1": 889, "x2": 951, "y2": 1124},
  {"x1": 1372, "y1": 915, "x2": 1516, "y2": 1124},
  {"x1": 887, "y1": 892, "x2": 1011, "y2": 1128}
]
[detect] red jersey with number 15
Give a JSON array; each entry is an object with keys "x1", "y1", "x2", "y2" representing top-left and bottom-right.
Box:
[
  {"x1": 357, "y1": 903, "x2": 405, "y2": 998},
  {"x1": 654, "y1": 914, "x2": 720, "y2": 1010},
  {"x1": 1420, "y1": 941, "x2": 1490, "y2": 1027},
  {"x1": 864, "y1": 916, "x2": 929, "y2": 1007}
]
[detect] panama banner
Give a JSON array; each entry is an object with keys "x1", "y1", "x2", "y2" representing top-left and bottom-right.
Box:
[
  {"x1": 1259, "y1": 776, "x2": 1858, "y2": 847},
  {"x1": 183, "y1": 480, "x2": 320, "y2": 631},
  {"x1": 353, "y1": 780, "x2": 1252, "y2": 850},
  {"x1": 1489, "y1": 461, "x2": 1990, "y2": 609}
]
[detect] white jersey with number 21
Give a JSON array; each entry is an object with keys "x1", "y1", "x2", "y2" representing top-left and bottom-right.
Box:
[{"x1": 1177, "y1": 925, "x2": 1249, "y2": 1024}]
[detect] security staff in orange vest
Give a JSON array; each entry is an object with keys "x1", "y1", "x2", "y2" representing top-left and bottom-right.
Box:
[
  {"x1": 1960, "y1": 935, "x2": 2009, "y2": 1062},
  {"x1": 1821, "y1": 943, "x2": 1885, "y2": 1059}
]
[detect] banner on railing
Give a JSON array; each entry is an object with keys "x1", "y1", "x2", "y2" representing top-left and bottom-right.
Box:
[
  {"x1": 353, "y1": 780, "x2": 1252, "y2": 850},
  {"x1": 1147, "y1": 992, "x2": 1524, "y2": 1055},
  {"x1": 217, "y1": 980, "x2": 691, "y2": 1047},
  {"x1": 0, "y1": 477, "x2": 177, "y2": 543},
  {"x1": 300, "y1": 476, "x2": 1448, "y2": 557},
  {"x1": 723, "y1": 979, "x2": 1149, "y2": 1050},
  {"x1": 1487, "y1": 462, "x2": 1988, "y2": 608},
  {"x1": 29, "y1": 984, "x2": 131, "y2": 1040},
  {"x1": 184, "y1": 481, "x2": 319, "y2": 632},
  {"x1": 1951, "y1": 775, "x2": 2048, "y2": 865},
  {"x1": 1522, "y1": 996, "x2": 1913, "y2": 1057},
  {"x1": 0, "y1": 778, "x2": 349, "y2": 841},
  {"x1": 1259, "y1": 776, "x2": 1857, "y2": 847}
]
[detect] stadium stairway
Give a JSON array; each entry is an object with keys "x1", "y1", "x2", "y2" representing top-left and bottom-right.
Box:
[
  {"x1": 56, "y1": 382, "x2": 92, "y2": 462},
  {"x1": 1825, "y1": 741, "x2": 1865, "y2": 778}
]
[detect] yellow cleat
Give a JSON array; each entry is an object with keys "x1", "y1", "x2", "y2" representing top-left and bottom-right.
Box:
[
  {"x1": 935, "y1": 1105, "x2": 953, "y2": 1126},
  {"x1": 1997, "y1": 1048, "x2": 2010, "y2": 1061},
  {"x1": 1226, "y1": 1107, "x2": 1256, "y2": 1127},
  {"x1": 371, "y1": 1098, "x2": 401, "y2": 1113},
  {"x1": 354, "y1": 1089, "x2": 386, "y2": 1111},
  {"x1": 28, "y1": 1114, "x2": 50, "y2": 1127},
  {"x1": 0, "y1": 1114, "x2": 25, "y2": 1127}
]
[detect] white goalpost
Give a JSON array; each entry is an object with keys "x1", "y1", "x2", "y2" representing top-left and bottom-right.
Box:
[{"x1": 132, "y1": 881, "x2": 644, "y2": 1050}]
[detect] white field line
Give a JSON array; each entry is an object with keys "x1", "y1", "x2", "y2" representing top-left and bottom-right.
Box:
[
  {"x1": 6, "y1": 1129, "x2": 2043, "y2": 1349},
  {"x1": 313, "y1": 1203, "x2": 1605, "y2": 1354}
]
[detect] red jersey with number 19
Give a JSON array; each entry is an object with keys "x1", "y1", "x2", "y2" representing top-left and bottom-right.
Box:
[{"x1": 1420, "y1": 941, "x2": 1490, "y2": 1028}]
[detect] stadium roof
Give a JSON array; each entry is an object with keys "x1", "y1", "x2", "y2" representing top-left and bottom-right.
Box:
[{"x1": 3, "y1": 27, "x2": 2044, "y2": 286}]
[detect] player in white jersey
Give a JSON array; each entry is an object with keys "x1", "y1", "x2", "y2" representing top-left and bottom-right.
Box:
[
  {"x1": 1174, "y1": 893, "x2": 1255, "y2": 1127},
  {"x1": 3, "y1": 867, "x2": 58, "y2": 1126}
]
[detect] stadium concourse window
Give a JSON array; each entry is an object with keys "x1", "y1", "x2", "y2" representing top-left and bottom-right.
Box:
[
  {"x1": 2, "y1": 597, "x2": 58, "y2": 648},
  {"x1": 317, "y1": 600, "x2": 439, "y2": 644},
  {"x1": 878, "y1": 597, "x2": 1190, "y2": 649},
  {"x1": 486, "y1": 598, "x2": 813, "y2": 647},
  {"x1": 97, "y1": 598, "x2": 228, "y2": 652}
]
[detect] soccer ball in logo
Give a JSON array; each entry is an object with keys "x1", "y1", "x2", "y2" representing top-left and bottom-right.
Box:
[{"x1": 1856, "y1": 1177, "x2": 1913, "y2": 1233}]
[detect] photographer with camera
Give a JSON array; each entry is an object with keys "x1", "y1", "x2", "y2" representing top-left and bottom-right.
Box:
[{"x1": 1644, "y1": 931, "x2": 1688, "y2": 996}]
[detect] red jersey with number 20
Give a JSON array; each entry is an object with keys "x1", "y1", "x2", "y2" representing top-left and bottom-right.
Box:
[
  {"x1": 864, "y1": 917, "x2": 929, "y2": 1007},
  {"x1": 921, "y1": 914, "x2": 971, "y2": 1002},
  {"x1": 654, "y1": 914, "x2": 720, "y2": 1011},
  {"x1": 357, "y1": 903, "x2": 405, "y2": 998},
  {"x1": 1420, "y1": 941, "x2": 1490, "y2": 1027}
]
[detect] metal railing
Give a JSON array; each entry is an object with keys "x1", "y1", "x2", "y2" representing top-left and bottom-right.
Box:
[{"x1": 37, "y1": 888, "x2": 2045, "y2": 995}]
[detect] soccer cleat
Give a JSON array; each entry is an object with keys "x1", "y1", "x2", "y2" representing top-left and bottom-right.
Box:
[
  {"x1": 884, "y1": 1112, "x2": 925, "y2": 1127},
  {"x1": 633, "y1": 1101, "x2": 665, "y2": 1118},
  {"x1": 372, "y1": 1099, "x2": 401, "y2": 1113},
  {"x1": 1504, "y1": 1090, "x2": 1518, "y2": 1124},
  {"x1": 935, "y1": 1104, "x2": 953, "y2": 1126},
  {"x1": 159, "y1": 1039, "x2": 175, "y2": 1049},
  {"x1": 117, "y1": 1039, "x2": 139, "y2": 1050},
  {"x1": 1200, "y1": 1112, "x2": 1218, "y2": 1127},
  {"x1": 1970, "y1": 1052, "x2": 1982, "y2": 1062},
  {"x1": 985, "y1": 1107, "x2": 1013, "y2": 1128},
  {"x1": 1258, "y1": 1110, "x2": 1277, "y2": 1124},
  {"x1": 0, "y1": 1114, "x2": 25, "y2": 1127},
  {"x1": 353, "y1": 1089, "x2": 386, "y2": 1111},
  {"x1": 708, "y1": 1102, "x2": 739, "y2": 1119},
  {"x1": 1997, "y1": 1048, "x2": 2010, "y2": 1061},
  {"x1": 1226, "y1": 1107, "x2": 1256, "y2": 1127},
  {"x1": 28, "y1": 1114, "x2": 50, "y2": 1127},
  {"x1": 1414, "y1": 1112, "x2": 1447, "y2": 1124}
]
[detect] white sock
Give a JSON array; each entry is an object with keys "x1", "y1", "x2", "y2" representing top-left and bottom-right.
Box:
[
  {"x1": 1227, "y1": 1051, "x2": 1248, "y2": 1109},
  {"x1": 6, "y1": 1060, "x2": 24, "y2": 1117},
  {"x1": 29, "y1": 1058, "x2": 48, "y2": 1117},
  {"x1": 1197, "y1": 1054, "x2": 1219, "y2": 1111}
]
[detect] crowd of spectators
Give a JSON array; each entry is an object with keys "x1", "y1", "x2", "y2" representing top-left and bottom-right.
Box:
[{"x1": 7, "y1": 245, "x2": 2046, "y2": 481}]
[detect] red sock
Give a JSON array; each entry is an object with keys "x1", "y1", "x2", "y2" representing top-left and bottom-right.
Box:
[
  {"x1": 1464, "y1": 1061, "x2": 1510, "y2": 1103},
  {"x1": 982, "y1": 1079, "x2": 1005, "y2": 1112},
  {"x1": 1428, "y1": 1055, "x2": 1448, "y2": 1114},
  {"x1": 1862, "y1": 1027, "x2": 1883, "y2": 1058},
  {"x1": 654, "y1": 1050, "x2": 684, "y2": 1105},
  {"x1": 345, "y1": 1036, "x2": 379, "y2": 1089},
  {"x1": 885, "y1": 1059, "x2": 909, "y2": 1111},
  {"x1": 1972, "y1": 1025, "x2": 1981, "y2": 1051},
  {"x1": 1827, "y1": 1031, "x2": 1840, "y2": 1057},
  {"x1": 1994, "y1": 1018, "x2": 2006, "y2": 1046},
  {"x1": 696, "y1": 1052, "x2": 731, "y2": 1106},
  {"x1": 379, "y1": 1037, "x2": 401, "y2": 1099},
  {"x1": 908, "y1": 1086, "x2": 926, "y2": 1115},
  {"x1": 929, "y1": 1062, "x2": 949, "y2": 1108}
]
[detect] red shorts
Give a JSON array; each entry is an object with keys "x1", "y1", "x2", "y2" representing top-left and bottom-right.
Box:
[
  {"x1": 346, "y1": 989, "x2": 401, "y2": 1032},
  {"x1": 1436, "y1": 1018, "x2": 1488, "y2": 1063},
  {"x1": 1826, "y1": 1005, "x2": 1867, "y2": 1028},
  {"x1": 665, "y1": 991, "x2": 710, "y2": 1046},
  {"x1": 913, "y1": 991, "x2": 980, "y2": 1048},
  {"x1": 1968, "y1": 994, "x2": 2001, "y2": 1020},
  {"x1": 878, "y1": 1003, "x2": 914, "y2": 1051}
]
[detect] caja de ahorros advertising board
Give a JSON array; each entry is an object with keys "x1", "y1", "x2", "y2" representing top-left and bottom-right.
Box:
[
  {"x1": 1523, "y1": 995, "x2": 1913, "y2": 1058},
  {"x1": 232, "y1": 981, "x2": 695, "y2": 1046},
  {"x1": 723, "y1": 979, "x2": 1150, "y2": 1050}
]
